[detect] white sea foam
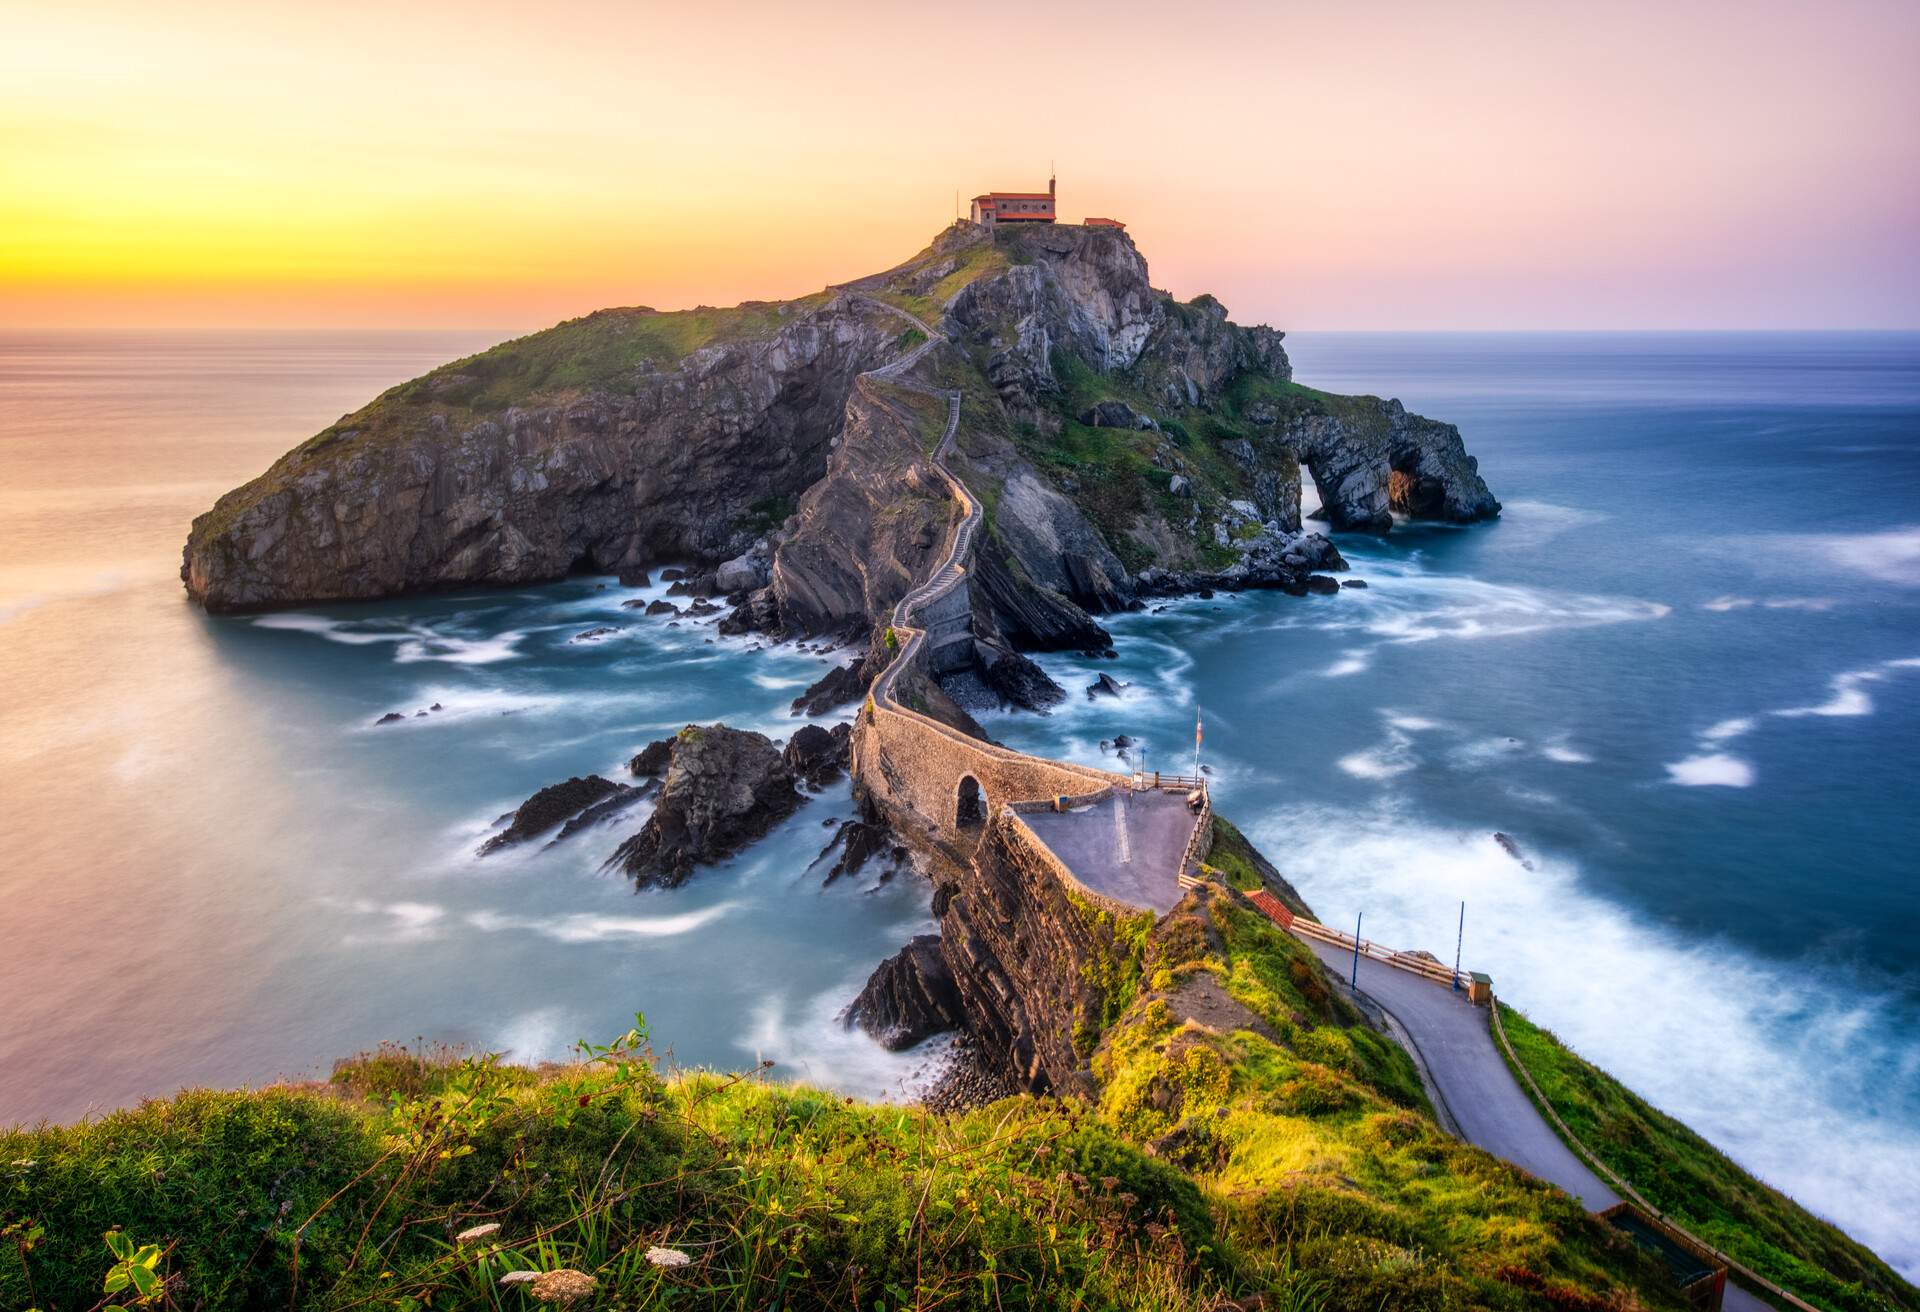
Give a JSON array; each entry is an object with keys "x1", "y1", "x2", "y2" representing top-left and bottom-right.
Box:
[
  {"x1": 255, "y1": 613, "x2": 529, "y2": 664},
  {"x1": 1325, "y1": 652, "x2": 1370, "y2": 677},
  {"x1": 739, "y1": 967, "x2": 954, "y2": 1104},
  {"x1": 1331, "y1": 574, "x2": 1670, "y2": 647},
  {"x1": 1253, "y1": 803, "x2": 1920, "y2": 1276},
  {"x1": 465, "y1": 902, "x2": 739, "y2": 942},
  {"x1": 1762, "y1": 597, "x2": 1837, "y2": 612},
  {"x1": 1700, "y1": 717, "x2": 1756, "y2": 742},
  {"x1": 1798, "y1": 526, "x2": 1920, "y2": 586},
  {"x1": 1701, "y1": 595, "x2": 1754, "y2": 612},
  {"x1": 1665, "y1": 753, "x2": 1755, "y2": 787},
  {"x1": 1539, "y1": 737, "x2": 1593, "y2": 764},
  {"x1": 493, "y1": 1007, "x2": 572, "y2": 1064},
  {"x1": 330, "y1": 897, "x2": 449, "y2": 943},
  {"x1": 1774, "y1": 668, "x2": 1882, "y2": 719},
  {"x1": 1339, "y1": 727, "x2": 1418, "y2": 781},
  {"x1": 1384, "y1": 714, "x2": 1443, "y2": 732},
  {"x1": 1449, "y1": 736, "x2": 1529, "y2": 769}
]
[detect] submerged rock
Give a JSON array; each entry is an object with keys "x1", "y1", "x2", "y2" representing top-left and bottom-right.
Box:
[
  {"x1": 628, "y1": 738, "x2": 674, "y2": 777},
  {"x1": 548, "y1": 780, "x2": 653, "y2": 847},
  {"x1": 606, "y1": 725, "x2": 803, "y2": 888},
  {"x1": 783, "y1": 722, "x2": 851, "y2": 788},
  {"x1": 847, "y1": 935, "x2": 965, "y2": 1050},
  {"x1": 1494, "y1": 832, "x2": 1536, "y2": 871},
  {"x1": 791, "y1": 661, "x2": 866, "y2": 716},
  {"x1": 977, "y1": 644, "x2": 1065, "y2": 712},
  {"x1": 480, "y1": 776, "x2": 622, "y2": 855}
]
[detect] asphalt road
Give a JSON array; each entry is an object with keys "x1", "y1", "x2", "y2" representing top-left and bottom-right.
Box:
[{"x1": 1301, "y1": 938, "x2": 1779, "y2": 1312}]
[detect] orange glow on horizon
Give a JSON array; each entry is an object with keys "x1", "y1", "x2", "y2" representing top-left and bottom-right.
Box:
[{"x1": 3, "y1": 0, "x2": 1916, "y2": 331}]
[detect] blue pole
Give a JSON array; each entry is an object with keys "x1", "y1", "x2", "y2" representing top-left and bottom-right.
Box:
[
  {"x1": 1453, "y1": 900, "x2": 1465, "y2": 992},
  {"x1": 1351, "y1": 911, "x2": 1362, "y2": 991}
]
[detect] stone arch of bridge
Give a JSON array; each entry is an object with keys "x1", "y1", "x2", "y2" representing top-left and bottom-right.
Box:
[{"x1": 955, "y1": 774, "x2": 987, "y2": 828}]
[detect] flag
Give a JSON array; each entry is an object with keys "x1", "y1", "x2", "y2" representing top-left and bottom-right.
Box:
[{"x1": 1195, "y1": 710, "x2": 1203, "y2": 747}]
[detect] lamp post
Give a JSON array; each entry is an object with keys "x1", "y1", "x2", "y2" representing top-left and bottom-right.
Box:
[
  {"x1": 1351, "y1": 911, "x2": 1362, "y2": 991},
  {"x1": 1452, "y1": 901, "x2": 1465, "y2": 992}
]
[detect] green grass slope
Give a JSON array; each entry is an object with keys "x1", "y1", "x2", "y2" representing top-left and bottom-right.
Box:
[
  {"x1": 1498, "y1": 1009, "x2": 1917, "y2": 1312},
  {"x1": 1, "y1": 888, "x2": 1709, "y2": 1312}
]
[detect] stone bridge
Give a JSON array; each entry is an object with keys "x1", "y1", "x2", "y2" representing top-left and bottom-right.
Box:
[{"x1": 846, "y1": 296, "x2": 1210, "y2": 913}]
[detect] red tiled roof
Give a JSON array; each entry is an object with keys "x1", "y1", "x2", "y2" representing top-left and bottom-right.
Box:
[{"x1": 1246, "y1": 889, "x2": 1294, "y2": 928}]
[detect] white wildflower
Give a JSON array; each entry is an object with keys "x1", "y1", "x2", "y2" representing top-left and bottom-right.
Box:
[
  {"x1": 498, "y1": 1270, "x2": 538, "y2": 1285},
  {"x1": 529, "y1": 1268, "x2": 597, "y2": 1303},
  {"x1": 456, "y1": 1222, "x2": 501, "y2": 1242},
  {"x1": 646, "y1": 1245, "x2": 692, "y2": 1267}
]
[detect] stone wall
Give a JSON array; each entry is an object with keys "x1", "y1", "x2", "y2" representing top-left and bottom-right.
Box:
[
  {"x1": 918, "y1": 573, "x2": 975, "y2": 675},
  {"x1": 852, "y1": 686, "x2": 1126, "y2": 856},
  {"x1": 932, "y1": 811, "x2": 1134, "y2": 1094}
]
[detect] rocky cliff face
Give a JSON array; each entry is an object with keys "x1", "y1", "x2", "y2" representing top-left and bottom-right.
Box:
[
  {"x1": 763, "y1": 378, "x2": 957, "y2": 636},
  {"x1": 183, "y1": 221, "x2": 1498, "y2": 627},
  {"x1": 182, "y1": 297, "x2": 899, "y2": 611},
  {"x1": 607, "y1": 724, "x2": 802, "y2": 889},
  {"x1": 923, "y1": 817, "x2": 1147, "y2": 1096}
]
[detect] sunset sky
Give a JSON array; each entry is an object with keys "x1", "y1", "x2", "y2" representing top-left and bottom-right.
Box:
[{"x1": 3, "y1": 0, "x2": 1916, "y2": 331}]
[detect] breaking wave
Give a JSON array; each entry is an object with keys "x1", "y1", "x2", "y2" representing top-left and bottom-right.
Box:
[{"x1": 1251, "y1": 801, "x2": 1920, "y2": 1275}]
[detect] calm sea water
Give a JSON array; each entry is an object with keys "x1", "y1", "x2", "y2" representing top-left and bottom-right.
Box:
[{"x1": 2, "y1": 330, "x2": 1916, "y2": 1275}]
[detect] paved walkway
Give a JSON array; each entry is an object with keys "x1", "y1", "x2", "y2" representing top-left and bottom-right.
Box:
[
  {"x1": 1300, "y1": 938, "x2": 1620, "y2": 1209},
  {"x1": 1299, "y1": 938, "x2": 1776, "y2": 1312},
  {"x1": 1019, "y1": 789, "x2": 1197, "y2": 914}
]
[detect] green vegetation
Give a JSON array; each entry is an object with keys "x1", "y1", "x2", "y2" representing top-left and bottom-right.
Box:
[
  {"x1": 2, "y1": 887, "x2": 1720, "y2": 1312},
  {"x1": 1061, "y1": 889, "x2": 1157, "y2": 1056},
  {"x1": 424, "y1": 299, "x2": 827, "y2": 410},
  {"x1": 869, "y1": 381, "x2": 949, "y2": 453},
  {"x1": 1, "y1": 1024, "x2": 1244, "y2": 1311},
  {"x1": 1082, "y1": 883, "x2": 1693, "y2": 1311},
  {"x1": 734, "y1": 493, "x2": 794, "y2": 537},
  {"x1": 1498, "y1": 1008, "x2": 1918, "y2": 1312},
  {"x1": 1001, "y1": 349, "x2": 1301, "y2": 573},
  {"x1": 192, "y1": 297, "x2": 826, "y2": 544},
  {"x1": 871, "y1": 233, "x2": 1011, "y2": 324}
]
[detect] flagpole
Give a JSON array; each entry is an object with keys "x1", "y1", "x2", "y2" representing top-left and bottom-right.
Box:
[{"x1": 1193, "y1": 706, "x2": 1202, "y2": 779}]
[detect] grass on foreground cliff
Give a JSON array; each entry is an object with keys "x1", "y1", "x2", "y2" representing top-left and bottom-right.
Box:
[
  {"x1": 1497, "y1": 1008, "x2": 1918, "y2": 1312},
  {"x1": 2, "y1": 898, "x2": 1715, "y2": 1312},
  {"x1": 2, "y1": 1022, "x2": 1254, "y2": 1311}
]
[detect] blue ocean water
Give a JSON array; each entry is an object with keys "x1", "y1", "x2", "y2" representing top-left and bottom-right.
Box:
[{"x1": 1, "y1": 330, "x2": 1915, "y2": 1274}]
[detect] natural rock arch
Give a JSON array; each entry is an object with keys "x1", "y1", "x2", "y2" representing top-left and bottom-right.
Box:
[{"x1": 955, "y1": 774, "x2": 987, "y2": 828}]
